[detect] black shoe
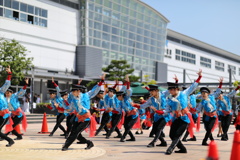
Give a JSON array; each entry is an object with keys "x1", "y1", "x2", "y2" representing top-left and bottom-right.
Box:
[
  {"x1": 77, "y1": 141, "x2": 86, "y2": 144},
  {"x1": 165, "y1": 148, "x2": 173, "y2": 155},
  {"x1": 175, "y1": 149, "x2": 187, "y2": 153},
  {"x1": 187, "y1": 136, "x2": 197, "y2": 141},
  {"x1": 120, "y1": 138, "x2": 125, "y2": 142},
  {"x1": 162, "y1": 133, "x2": 165, "y2": 137},
  {"x1": 182, "y1": 138, "x2": 187, "y2": 142},
  {"x1": 60, "y1": 133, "x2": 66, "y2": 136},
  {"x1": 140, "y1": 131, "x2": 143, "y2": 134},
  {"x1": 6, "y1": 140, "x2": 15, "y2": 147},
  {"x1": 149, "y1": 135, "x2": 154, "y2": 138},
  {"x1": 105, "y1": 136, "x2": 110, "y2": 139},
  {"x1": 126, "y1": 138, "x2": 136, "y2": 141},
  {"x1": 0, "y1": 137, "x2": 4, "y2": 141},
  {"x1": 147, "y1": 142, "x2": 155, "y2": 147},
  {"x1": 49, "y1": 133, "x2": 53, "y2": 136},
  {"x1": 202, "y1": 142, "x2": 208, "y2": 146},
  {"x1": 102, "y1": 133, "x2": 107, "y2": 136},
  {"x1": 85, "y1": 140, "x2": 94, "y2": 150},
  {"x1": 135, "y1": 131, "x2": 140, "y2": 135},
  {"x1": 114, "y1": 135, "x2": 122, "y2": 138},
  {"x1": 156, "y1": 141, "x2": 167, "y2": 147},
  {"x1": 221, "y1": 137, "x2": 228, "y2": 141},
  {"x1": 14, "y1": 137, "x2": 22, "y2": 140},
  {"x1": 62, "y1": 147, "x2": 68, "y2": 151}
]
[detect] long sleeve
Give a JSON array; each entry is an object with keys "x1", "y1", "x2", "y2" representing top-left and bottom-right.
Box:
[
  {"x1": 0, "y1": 80, "x2": 11, "y2": 94},
  {"x1": 226, "y1": 90, "x2": 237, "y2": 98},
  {"x1": 87, "y1": 84, "x2": 101, "y2": 99},
  {"x1": 16, "y1": 88, "x2": 27, "y2": 98},
  {"x1": 182, "y1": 82, "x2": 199, "y2": 96},
  {"x1": 140, "y1": 98, "x2": 152, "y2": 109}
]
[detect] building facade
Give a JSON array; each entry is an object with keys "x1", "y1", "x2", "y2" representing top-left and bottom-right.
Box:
[{"x1": 164, "y1": 29, "x2": 240, "y2": 84}]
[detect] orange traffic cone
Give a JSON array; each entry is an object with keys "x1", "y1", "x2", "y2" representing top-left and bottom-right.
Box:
[
  {"x1": 14, "y1": 124, "x2": 23, "y2": 135},
  {"x1": 206, "y1": 141, "x2": 219, "y2": 160},
  {"x1": 230, "y1": 131, "x2": 240, "y2": 160},
  {"x1": 38, "y1": 112, "x2": 50, "y2": 134}
]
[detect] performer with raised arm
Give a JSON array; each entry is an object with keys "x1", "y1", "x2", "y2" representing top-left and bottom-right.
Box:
[
  {"x1": 47, "y1": 78, "x2": 67, "y2": 137},
  {"x1": 216, "y1": 83, "x2": 240, "y2": 141},
  {"x1": 62, "y1": 74, "x2": 105, "y2": 151},
  {"x1": 133, "y1": 84, "x2": 170, "y2": 148},
  {"x1": 163, "y1": 69, "x2": 202, "y2": 155},
  {"x1": 5, "y1": 78, "x2": 29, "y2": 140},
  {"x1": 0, "y1": 66, "x2": 15, "y2": 147},
  {"x1": 194, "y1": 77, "x2": 223, "y2": 146},
  {"x1": 115, "y1": 75, "x2": 138, "y2": 142}
]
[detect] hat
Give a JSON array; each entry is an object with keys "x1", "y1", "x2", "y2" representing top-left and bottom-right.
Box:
[
  {"x1": 6, "y1": 87, "x2": 14, "y2": 93},
  {"x1": 108, "y1": 87, "x2": 116, "y2": 93},
  {"x1": 167, "y1": 82, "x2": 179, "y2": 90},
  {"x1": 71, "y1": 84, "x2": 81, "y2": 91},
  {"x1": 59, "y1": 89, "x2": 68, "y2": 97},
  {"x1": 48, "y1": 89, "x2": 57, "y2": 94},
  {"x1": 148, "y1": 84, "x2": 159, "y2": 91},
  {"x1": 116, "y1": 91, "x2": 125, "y2": 96},
  {"x1": 98, "y1": 90, "x2": 104, "y2": 94},
  {"x1": 200, "y1": 87, "x2": 210, "y2": 94},
  {"x1": 139, "y1": 97, "x2": 144, "y2": 100}
]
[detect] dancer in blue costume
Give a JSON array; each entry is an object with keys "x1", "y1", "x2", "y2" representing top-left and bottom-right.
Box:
[
  {"x1": 164, "y1": 69, "x2": 202, "y2": 155},
  {"x1": 5, "y1": 78, "x2": 29, "y2": 140},
  {"x1": 0, "y1": 66, "x2": 15, "y2": 147},
  {"x1": 194, "y1": 78, "x2": 223, "y2": 146},
  {"x1": 217, "y1": 83, "x2": 240, "y2": 141},
  {"x1": 62, "y1": 74, "x2": 104, "y2": 151}
]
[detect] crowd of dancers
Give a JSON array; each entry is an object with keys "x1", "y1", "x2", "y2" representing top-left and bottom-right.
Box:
[{"x1": 0, "y1": 66, "x2": 240, "y2": 155}]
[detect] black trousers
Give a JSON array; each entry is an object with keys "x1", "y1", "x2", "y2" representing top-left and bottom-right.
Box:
[
  {"x1": 202, "y1": 115, "x2": 215, "y2": 143},
  {"x1": 221, "y1": 114, "x2": 232, "y2": 139},
  {"x1": 63, "y1": 120, "x2": 90, "y2": 149},
  {"x1": 6, "y1": 116, "x2": 24, "y2": 138},
  {"x1": 51, "y1": 113, "x2": 66, "y2": 135},
  {"x1": 168, "y1": 118, "x2": 188, "y2": 151},
  {"x1": 122, "y1": 116, "x2": 137, "y2": 140},
  {"x1": 150, "y1": 118, "x2": 166, "y2": 144},
  {"x1": 0, "y1": 116, "x2": 13, "y2": 143},
  {"x1": 66, "y1": 114, "x2": 75, "y2": 135},
  {"x1": 183, "y1": 115, "x2": 197, "y2": 139},
  {"x1": 236, "y1": 125, "x2": 240, "y2": 130},
  {"x1": 95, "y1": 112, "x2": 111, "y2": 136},
  {"x1": 106, "y1": 113, "x2": 122, "y2": 137}
]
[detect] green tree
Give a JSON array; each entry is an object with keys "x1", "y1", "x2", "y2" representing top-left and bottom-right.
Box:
[
  {"x1": 142, "y1": 75, "x2": 156, "y2": 85},
  {"x1": 0, "y1": 39, "x2": 33, "y2": 85},
  {"x1": 102, "y1": 60, "x2": 140, "y2": 82}
]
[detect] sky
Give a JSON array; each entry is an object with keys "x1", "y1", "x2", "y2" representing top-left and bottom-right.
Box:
[{"x1": 141, "y1": 0, "x2": 240, "y2": 56}]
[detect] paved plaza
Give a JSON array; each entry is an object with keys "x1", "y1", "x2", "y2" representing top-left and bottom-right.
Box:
[{"x1": 0, "y1": 121, "x2": 235, "y2": 160}]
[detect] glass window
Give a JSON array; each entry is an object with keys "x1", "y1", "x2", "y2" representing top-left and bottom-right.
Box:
[
  {"x1": 12, "y1": 10, "x2": 18, "y2": 20},
  {"x1": 215, "y1": 61, "x2": 224, "y2": 72},
  {"x1": 112, "y1": 12, "x2": 120, "y2": 20},
  {"x1": 35, "y1": 7, "x2": 41, "y2": 16},
  {"x1": 102, "y1": 32, "x2": 110, "y2": 41},
  {"x1": 0, "y1": 0, "x2": 3, "y2": 6},
  {"x1": 120, "y1": 46, "x2": 127, "y2": 53},
  {"x1": 89, "y1": 11, "x2": 94, "y2": 19},
  {"x1": 121, "y1": 22, "x2": 128, "y2": 30},
  {"x1": 137, "y1": 27, "x2": 143, "y2": 34},
  {"x1": 27, "y1": 5, "x2": 34, "y2": 14},
  {"x1": 129, "y1": 32, "x2": 135, "y2": 39},
  {"x1": 110, "y1": 52, "x2": 117, "y2": 59},
  {"x1": 121, "y1": 15, "x2": 128, "y2": 22},
  {"x1": 103, "y1": 51, "x2": 109, "y2": 57},
  {"x1": 150, "y1": 53, "x2": 156, "y2": 59},
  {"x1": 0, "y1": 7, "x2": 3, "y2": 16},
  {"x1": 20, "y1": 3, "x2": 27, "y2": 12},
  {"x1": 143, "y1": 51, "x2": 149, "y2": 58},
  {"x1": 40, "y1": 18, "x2": 47, "y2": 27},
  {"x1": 12, "y1": 0, "x2": 19, "y2": 10},
  {"x1": 95, "y1": 0, "x2": 102, "y2": 5},
  {"x1": 102, "y1": 41, "x2": 110, "y2": 49},
  {"x1": 239, "y1": 68, "x2": 240, "y2": 76},
  {"x1": 130, "y1": 1, "x2": 137, "y2": 10},
  {"x1": 136, "y1": 42, "x2": 142, "y2": 49},
  {"x1": 200, "y1": 56, "x2": 211, "y2": 68},
  {"x1": 112, "y1": 27, "x2": 118, "y2": 35},
  {"x1": 111, "y1": 44, "x2": 118, "y2": 51},
  {"x1": 93, "y1": 39, "x2": 101, "y2": 47},
  {"x1": 136, "y1": 50, "x2": 142, "y2": 57},
  {"x1": 88, "y1": 29, "x2": 93, "y2": 37},
  {"x1": 112, "y1": 19, "x2": 120, "y2": 27},
  {"x1": 95, "y1": 5, "x2": 102, "y2": 13},
  {"x1": 136, "y1": 35, "x2": 142, "y2": 42},
  {"x1": 4, "y1": 0, "x2": 11, "y2": 8},
  {"x1": 113, "y1": 3, "x2": 120, "y2": 12},
  {"x1": 103, "y1": 0, "x2": 112, "y2": 8},
  {"x1": 88, "y1": 2, "x2": 94, "y2": 10},
  {"x1": 128, "y1": 47, "x2": 134, "y2": 54},
  {"x1": 20, "y1": 13, "x2": 27, "y2": 22},
  {"x1": 42, "y1": 9, "x2": 47, "y2": 18},
  {"x1": 94, "y1": 13, "x2": 102, "y2": 22},
  {"x1": 118, "y1": 53, "x2": 126, "y2": 60},
  {"x1": 121, "y1": 7, "x2": 128, "y2": 15},
  {"x1": 94, "y1": 30, "x2": 101, "y2": 39},
  {"x1": 129, "y1": 10, "x2": 136, "y2": 17},
  {"x1": 4, "y1": 8, "x2": 12, "y2": 18},
  {"x1": 34, "y1": 17, "x2": 39, "y2": 25},
  {"x1": 94, "y1": 22, "x2": 101, "y2": 30},
  {"x1": 228, "y1": 65, "x2": 236, "y2": 75},
  {"x1": 128, "y1": 40, "x2": 134, "y2": 47},
  {"x1": 89, "y1": 20, "x2": 93, "y2": 28},
  {"x1": 103, "y1": 24, "x2": 110, "y2": 32},
  {"x1": 129, "y1": 25, "x2": 135, "y2": 32},
  {"x1": 127, "y1": 55, "x2": 133, "y2": 62},
  {"x1": 112, "y1": 35, "x2": 119, "y2": 43},
  {"x1": 103, "y1": 8, "x2": 111, "y2": 16}
]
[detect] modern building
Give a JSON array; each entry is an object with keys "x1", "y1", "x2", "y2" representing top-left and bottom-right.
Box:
[
  {"x1": 164, "y1": 29, "x2": 240, "y2": 84},
  {"x1": 0, "y1": 0, "x2": 239, "y2": 103}
]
